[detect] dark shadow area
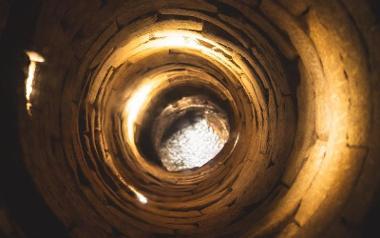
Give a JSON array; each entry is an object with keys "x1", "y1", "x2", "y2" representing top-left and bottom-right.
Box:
[{"x1": 0, "y1": 1, "x2": 67, "y2": 237}]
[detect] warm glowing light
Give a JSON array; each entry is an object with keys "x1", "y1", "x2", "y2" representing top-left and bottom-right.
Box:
[
  {"x1": 154, "y1": 32, "x2": 200, "y2": 49},
  {"x1": 120, "y1": 29, "x2": 250, "y2": 165},
  {"x1": 146, "y1": 31, "x2": 242, "y2": 76},
  {"x1": 128, "y1": 185, "x2": 148, "y2": 204},
  {"x1": 109, "y1": 171, "x2": 149, "y2": 204},
  {"x1": 125, "y1": 82, "x2": 155, "y2": 141},
  {"x1": 26, "y1": 51, "x2": 45, "y2": 63},
  {"x1": 25, "y1": 51, "x2": 45, "y2": 115}
]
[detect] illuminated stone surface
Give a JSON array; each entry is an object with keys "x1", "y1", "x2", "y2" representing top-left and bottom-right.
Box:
[{"x1": 1, "y1": 0, "x2": 379, "y2": 237}]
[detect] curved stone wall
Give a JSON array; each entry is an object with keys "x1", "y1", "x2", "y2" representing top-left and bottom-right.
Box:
[{"x1": 1, "y1": 0, "x2": 380, "y2": 237}]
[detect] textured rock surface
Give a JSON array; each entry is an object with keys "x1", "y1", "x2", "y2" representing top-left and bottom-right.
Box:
[
  {"x1": 0, "y1": 0, "x2": 379, "y2": 237},
  {"x1": 159, "y1": 115, "x2": 228, "y2": 171}
]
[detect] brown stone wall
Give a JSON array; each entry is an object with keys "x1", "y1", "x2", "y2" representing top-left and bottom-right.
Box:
[{"x1": 1, "y1": 0, "x2": 379, "y2": 237}]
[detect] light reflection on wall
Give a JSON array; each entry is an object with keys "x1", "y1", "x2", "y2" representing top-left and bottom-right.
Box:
[
  {"x1": 25, "y1": 51, "x2": 45, "y2": 115},
  {"x1": 128, "y1": 185, "x2": 148, "y2": 204},
  {"x1": 122, "y1": 30, "x2": 236, "y2": 151}
]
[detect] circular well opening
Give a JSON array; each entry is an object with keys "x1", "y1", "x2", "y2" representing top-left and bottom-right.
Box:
[
  {"x1": 136, "y1": 85, "x2": 232, "y2": 172},
  {"x1": 155, "y1": 96, "x2": 230, "y2": 172}
]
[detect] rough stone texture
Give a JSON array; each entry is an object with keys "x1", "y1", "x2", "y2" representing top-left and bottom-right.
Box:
[{"x1": 1, "y1": 0, "x2": 379, "y2": 237}]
